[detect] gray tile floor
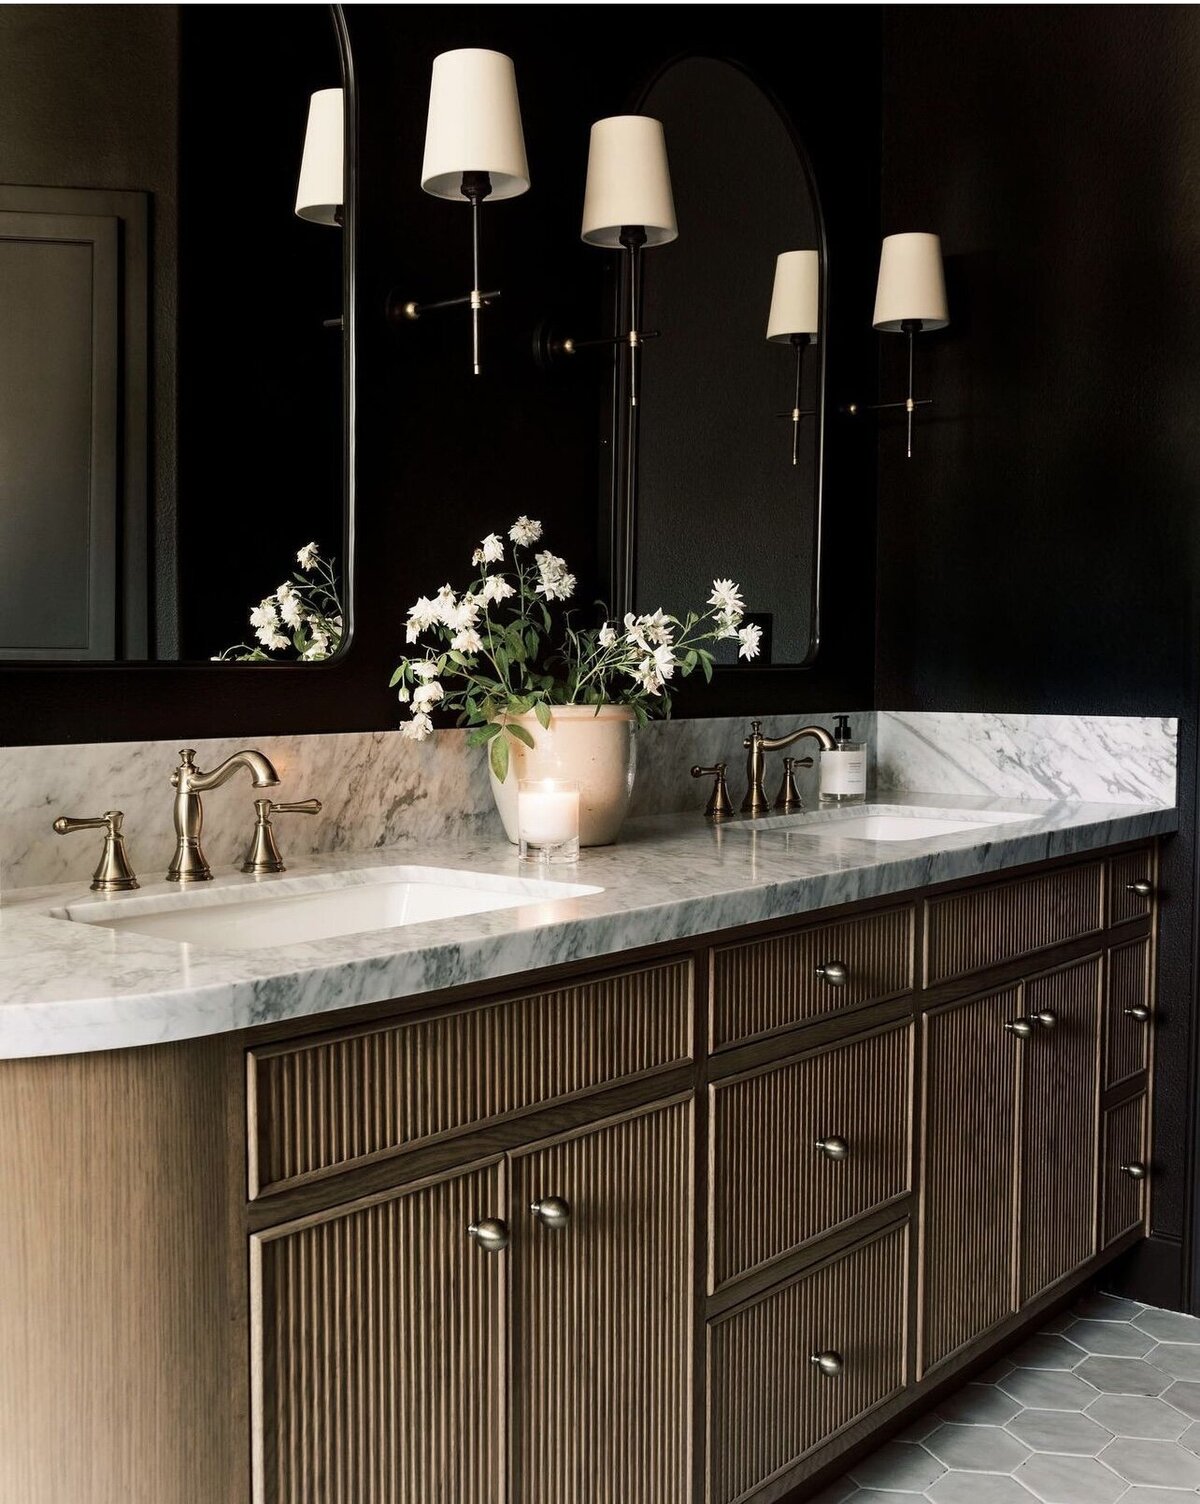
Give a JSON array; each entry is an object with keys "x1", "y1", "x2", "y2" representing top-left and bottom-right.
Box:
[{"x1": 815, "y1": 1290, "x2": 1200, "y2": 1502}]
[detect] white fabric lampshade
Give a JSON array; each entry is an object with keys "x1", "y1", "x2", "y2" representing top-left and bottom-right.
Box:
[
  {"x1": 581, "y1": 115, "x2": 677, "y2": 247},
  {"x1": 420, "y1": 48, "x2": 530, "y2": 201},
  {"x1": 873, "y1": 231, "x2": 949, "y2": 331},
  {"x1": 766, "y1": 250, "x2": 820, "y2": 341},
  {"x1": 295, "y1": 88, "x2": 344, "y2": 225}
]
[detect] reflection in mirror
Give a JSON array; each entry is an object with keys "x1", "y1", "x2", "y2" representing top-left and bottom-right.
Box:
[
  {"x1": 0, "y1": 4, "x2": 350, "y2": 664},
  {"x1": 623, "y1": 57, "x2": 824, "y2": 667}
]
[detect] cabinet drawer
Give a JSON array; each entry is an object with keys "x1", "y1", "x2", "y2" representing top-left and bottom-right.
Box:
[
  {"x1": 710, "y1": 905, "x2": 914, "y2": 1049},
  {"x1": 924, "y1": 861, "x2": 1103, "y2": 986},
  {"x1": 707, "y1": 1223, "x2": 908, "y2": 1504},
  {"x1": 247, "y1": 959, "x2": 693, "y2": 1198},
  {"x1": 1107, "y1": 849, "x2": 1157, "y2": 927},
  {"x1": 709, "y1": 1022, "x2": 912, "y2": 1291},
  {"x1": 1102, "y1": 1094, "x2": 1149, "y2": 1249},
  {"x1": 1105, "y1": 938, "x2": 1152, "y2": 1089}
]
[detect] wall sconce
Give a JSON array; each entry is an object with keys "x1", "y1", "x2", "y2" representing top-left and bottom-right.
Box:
[
  {"x1": 295, "y1": 88, "x2": 344, "y2": 226},
  {"x1": 849, "y1": 231, "x2": 948, "y2": 458},
  {"x1": 389, "y1": 48, "x2": 530, "y2": 375},
  {"x1": 766, "y1": 249, "x2": 819, "y2": 465},
  {"x1": 580, "y1": 115, "x2": 677, "y2": 408}
]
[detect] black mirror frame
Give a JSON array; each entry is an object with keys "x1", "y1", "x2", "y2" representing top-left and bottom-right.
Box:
[
  {"x1": 0, "y1": 4, "x2": 360, "y2": 746},
  {"x1": 603, "y1": 52, "x2": 828, "y2": 672}
]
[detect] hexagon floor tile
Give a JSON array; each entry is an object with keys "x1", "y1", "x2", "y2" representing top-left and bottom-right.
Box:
[{"x1": 820, "y1": 1287, "x2": 1200, "y2": 1502}]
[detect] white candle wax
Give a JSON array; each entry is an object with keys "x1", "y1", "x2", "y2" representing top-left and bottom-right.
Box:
[{"x1": 518, "y1": 782, "x2": 580, "y2": 844}]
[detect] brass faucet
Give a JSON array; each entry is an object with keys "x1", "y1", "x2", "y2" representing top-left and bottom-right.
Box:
[
  {"x1": 742, "y1": 720, "x2": 836, "y2": 816},
  {"x1": 167, "y1": 748, "x2": 280, "y2": 881}
]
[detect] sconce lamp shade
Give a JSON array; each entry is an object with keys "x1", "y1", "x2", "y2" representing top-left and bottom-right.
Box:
[
  {"x1": 420, "y1": 48, "x2": 530, "y2": 201},
  {"x1": 873, "y1": 232, "x2": 949, "y2": 331},
  {"x1": 766, "y1": 250, "x2": 820, "y2": 341},
  {"x1": 295, "y1": 88, "x2": 344, "y2": 225},
  {"x1": 581, "y1": 116, "x2": 677, "y2": 247}
]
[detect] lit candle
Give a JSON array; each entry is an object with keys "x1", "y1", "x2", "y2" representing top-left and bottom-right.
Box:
[{"x1": 517, "y1": 778, "x2": 580, "y2": 862}]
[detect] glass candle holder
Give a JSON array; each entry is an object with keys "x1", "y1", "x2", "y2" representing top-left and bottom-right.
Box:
[{"x1": 517, "y1": 777, "x2": 580, "y2": 864}]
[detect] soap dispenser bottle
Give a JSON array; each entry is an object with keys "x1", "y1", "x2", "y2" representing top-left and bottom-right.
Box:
[{"x1": 819, "y1": 715, "x2": 867, "y2": 805}]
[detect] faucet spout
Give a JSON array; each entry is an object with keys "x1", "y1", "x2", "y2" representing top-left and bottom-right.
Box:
[
  {"x1": 167, "y1": 748, "x2": 281, "y2": 881},
  {"x1": 741, "y1": 720, "x2": 836, "y2": 817}
]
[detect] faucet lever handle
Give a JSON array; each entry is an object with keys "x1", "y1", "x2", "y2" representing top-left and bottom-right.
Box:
[
  {"x1": 52, "y1": 810, "x2": 139, "y2": 892},
  {"x1": 691, "y1": 765, "x2": 733, "y2": 820},
  {"x1": 242, "y1": 797, "x2": 323, "y2": 875}
]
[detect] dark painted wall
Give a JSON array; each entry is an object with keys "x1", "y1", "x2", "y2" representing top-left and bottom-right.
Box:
[{"x1": 878, "y1": 4, "x2": 1200, "y2": 1307}]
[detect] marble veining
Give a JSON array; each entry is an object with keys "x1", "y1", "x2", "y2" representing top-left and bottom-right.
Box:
[
  {"x1": 0, "y1": 790, "x2": 1175, "y2": 1059},
  {"x1": 876, "y1": 712, "x2": 1177, "y2": 805}
]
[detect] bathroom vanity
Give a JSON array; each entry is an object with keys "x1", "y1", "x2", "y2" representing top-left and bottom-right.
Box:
[{"x1": 0, "y1": 798, "x2": 1169, "y2": 1504}]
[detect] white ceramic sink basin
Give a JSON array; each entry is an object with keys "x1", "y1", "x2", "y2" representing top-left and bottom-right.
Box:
[
  {"x1": 730, "y1": 804, "x2": 1035, "y2": 842},
  {"x1": 52, "y1": 865, "x2": 603, "y2": 950}
]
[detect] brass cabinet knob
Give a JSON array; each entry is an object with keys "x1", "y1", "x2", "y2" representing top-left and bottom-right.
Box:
[
  {"x1": 1120, "y1": 1162, "x2": 1148, "y2": 1181},
  {"x1": 467, "y1": 1217, "x2": 510, "y2": 1253},
  {"x1": 1126, "y1": 879, "x2": 1154, "y2": 898},
  {"x1": 810, "y1": 1349, "x2": 844, "y2": 1377},
  {"x1": 1032, "y1": 1009, "x2": 1057, "y2": 1030},
  {"x1": 1004, "y1": 1017, "x2": 1033, "y2": 1038},
  {"x1": 815, "y1": 1136, "x2": 850, "y2": 1162},
  {"x1": 1004, "y1": 1011, "x2": 1057, "y2": 1039},
  {"x1": 530, "y1": 1196, "x2": 571, "y2": 1230},
  {"x1": 1124, "y1": 1005, "x2": 1152, "y2": 1023},
  {"x1": 815, "y1": 961, "x2": 848, "y2": 987}
]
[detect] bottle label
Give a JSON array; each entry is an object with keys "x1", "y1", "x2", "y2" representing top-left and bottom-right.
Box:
[{"x1": 821, "y1": 750, "x2": 866, "y2": 796}]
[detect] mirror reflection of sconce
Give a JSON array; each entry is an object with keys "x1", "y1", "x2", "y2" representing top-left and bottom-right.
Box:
[
  {"x1": 766, "y1": 250, "x2": 819, "y2": 466},
  {"x1": 847, "y1": 231, "x2": 948, "y2": 458},
  {"x1": 387, "y1": 48, "x2": 529, "y2": 376}
]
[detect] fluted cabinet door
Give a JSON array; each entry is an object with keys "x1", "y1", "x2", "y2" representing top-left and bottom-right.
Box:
[
  {"x1": 509, "y1": 1099, "x2": 694, "y2": 1504},
  {"x1": 1019, "y1": 956, "x2": 1103, "y2": 1302},
  {"x1": 919, "y1": 987, "x2": 1021, "y2": 1376},
  {"x1": 251, "y1": 1161, "x2": 506, "y2": 1504}
]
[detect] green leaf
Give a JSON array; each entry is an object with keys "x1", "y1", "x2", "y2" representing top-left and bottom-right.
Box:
[
  {"x1": 700, "y1": 651, "x2": 714, "y2": 683},
  {"x1": 467, "y1": 723, "x2": 502, "y2": 746},
  {"x1": 507, "y1": 696, "x2": 532, "y2": 716},
  {"x1": 508, "y1": 722, "x2": 536, "y2": 749},
  {"x1": 388, "y1": 667, "x2": 405, "y2": 689},
  {"x1": 489, "y1": 733, "x2": 510, "y2": 782},
  {"x1": 534, "y1": 701, "x2": 552, "y2": 730}
]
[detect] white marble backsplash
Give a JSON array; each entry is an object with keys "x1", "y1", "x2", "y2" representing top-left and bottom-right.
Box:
[
  {"x1": 875, "y1": 712, "x2": 1177, "y2": 806},
  {"x1": 0, "y1": 711, "x2": 861, "y2": 893}
]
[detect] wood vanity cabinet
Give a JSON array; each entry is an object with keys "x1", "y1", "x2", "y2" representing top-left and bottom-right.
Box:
[{"x1": 0, "y1": 841, "x2": 1159, "y2": 1504}]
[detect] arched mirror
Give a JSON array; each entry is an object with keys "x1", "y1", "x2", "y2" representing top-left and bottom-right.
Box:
[
  {"x1": 611, "y1": 56, "x2": 825, "y2": 667},
  {"x1": 0, "y1": 3, "x2": 352, "y2": 664}
]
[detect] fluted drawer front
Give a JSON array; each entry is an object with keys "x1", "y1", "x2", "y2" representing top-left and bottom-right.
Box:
[
  {"x1": 251, "y1": 1162, "x2": 505, "y2": 1504},
  {"x1": 1102, "y1": 1094, "x2": 1148, "y2": 1249},
  {"x1": 1108, "y1": 849, "x2": 1157, "y2": 927},
  {"x1": 1106, "y1": 937, "x2": 1152, "y2": 1088},
  {"x1": 510, "y1": 1100, "x2": 693, "y2": 1504},
  {"x1": 710, "y1": 906, "x2": 914, "y2": 1049},
  {"x1": 707, "y1": 1223, "x2": 908, "y2": 1504},
  {"x1": 709, "y1": 1022, "x2": 913, "y2": 1290},
  {"x1": 248, "y1": 958, "x2": 693, "y2": 1197},
  {"x1": 924, "y1": 861, "x2": 1103, "y2": 986}
]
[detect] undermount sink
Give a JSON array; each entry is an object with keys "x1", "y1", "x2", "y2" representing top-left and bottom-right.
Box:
[
  {"x1": 729, "y1": 804, "x2": 1035, "y2": 842},
  {"x1": 51, "y1": 865, "x2": 603, "y2": 951}
]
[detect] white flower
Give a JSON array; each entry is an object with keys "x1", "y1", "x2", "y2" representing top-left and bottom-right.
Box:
[
  {"x1": 715, "y1": 611, "x2": 741, "y2": 641},
  {"x1": 433, "y1": 584, "x2": 457, "y2": 622},
  {"x1": 451, "y1": 626, "x2": 483, "y2": 654},
  {"x1": 641, "y1": 608, "x2": 674, "y2": 647},
  {"x1": 397, "y1": 683, "x2": 410, "y2": 702},
  {"x1": 709, "y1": 579, "x2": 745, "y2": 619},
  {"x1": 279, "y1": 593, "x2": 304, "y2": 628},
  {"x1": 628, "y1": 656, "x2": 663, "y2": 696},
  {"x1": 297, "y1": 542, "x2": 320, "y2": 571},
  {"x1": 412, "y1": 680, "x2": 445, "y2": 710},
  {"x1": 598, "y1": 623, "x2": 617, "y2": 648},
  {"x1": 509, "y1": 515, "x2": 543, "y2": 546},
  {"x1": 400, "y1": 711, "x2": 434, "y2": 741},
  {"x1": 624, "y1": 611, "x2": 650, "y2": 652},
  {"x1": 480, "y1": 573, "x2": 516, "y2": 604},
  {"x1": 476, "y1": 532, "x2": 504, "y2": 565},
  {"x1": 411, "y1": 660, "x2": 440, "y2": 681},
  {"x1": 534, "y1": 551, "x2": 575, "y2": 601},
  {"x1": 257, "y1": 628, "x2": 290, "y2": 652},
  {"x1": 445, "y1": 592, "x2": 481, "y2": 630},
  {"x1": 249, "y1": 598, "x2": 279, "y2": 632},
  {"x1": 405, "y1": 595, "x2": 440, "y2": 643},
  {"x1": 737, "y1": 622, "x2": 763, "y2": 661},
  {"x1": 651, "y1": 643, "x2": 677, "y2": 681},
  {"x1": 277, "y1": 581, "x2": 293, "y2": 600}
]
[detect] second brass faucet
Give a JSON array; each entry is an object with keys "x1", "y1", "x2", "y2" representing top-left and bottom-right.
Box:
[
  {"x1": 168, "y1": 748, "x2": 280, "y2": 881},
  {"x1": 742, "y1": 720, "x2": 836, "y2": 816}
]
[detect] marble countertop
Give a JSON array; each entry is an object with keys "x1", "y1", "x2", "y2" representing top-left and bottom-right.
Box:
[{"x1": 0, "y1": 791, "x2": 1175, "y2": 1060}]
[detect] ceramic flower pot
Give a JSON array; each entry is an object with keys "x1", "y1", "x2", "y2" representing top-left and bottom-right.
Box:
[{"x1": 488, "y1": 704, "x2": 637, "y2": 847}]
